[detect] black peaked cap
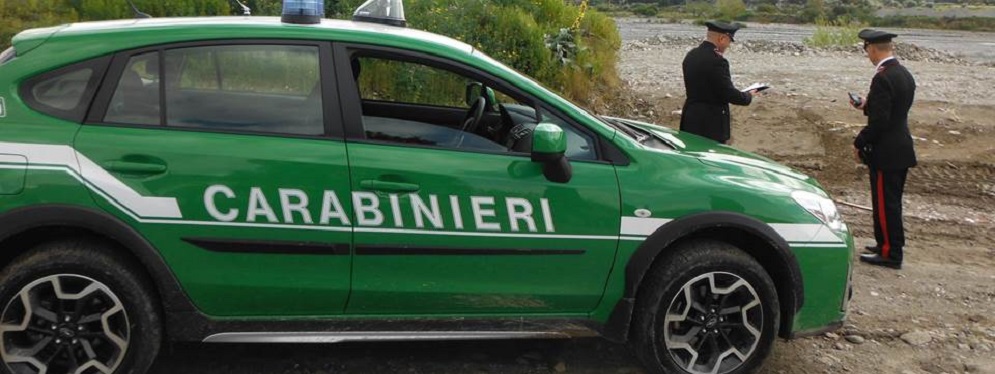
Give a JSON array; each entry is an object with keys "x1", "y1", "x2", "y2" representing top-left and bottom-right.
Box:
[
  {"x1": 705, "y1": 21, "x2": 742, "y2": 42},
  {"x1": 858, "y1": 29, "x2": 898, "y2": 44}
]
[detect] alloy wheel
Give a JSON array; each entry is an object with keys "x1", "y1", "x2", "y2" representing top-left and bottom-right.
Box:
[
  {"x1": 662, "y1": 271, "x2": 763, "y2": 374},
  {"x1": 1, "y1": 274, "x2": 130, "y2": 374}
]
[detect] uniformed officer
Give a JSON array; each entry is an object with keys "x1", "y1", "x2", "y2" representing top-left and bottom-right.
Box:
[
  {"x1": 850, "y1": 29, "x2": 917, "y2": 270},
  {"x1": 680, "y1": 21, "x2": 757, "y2": 144}
]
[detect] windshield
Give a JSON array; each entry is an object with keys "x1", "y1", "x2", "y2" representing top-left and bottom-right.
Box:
[{"x1": 599, "y1": 116, "x2": 647, "y2": 142}]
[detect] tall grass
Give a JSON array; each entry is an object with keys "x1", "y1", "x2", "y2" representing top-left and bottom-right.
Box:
[{"x1": 803, "y1": 17, "x2": 865, "y2": 48}]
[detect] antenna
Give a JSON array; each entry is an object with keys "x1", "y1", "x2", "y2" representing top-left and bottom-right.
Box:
[
  {"x1": 125, "y1": 0, "x2": 152, "y2": 18},
  {"x1": 233, "y1": 0, "x2": 252, "y2": 15}
]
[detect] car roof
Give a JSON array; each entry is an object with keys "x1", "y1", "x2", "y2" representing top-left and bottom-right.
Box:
[{"x1": 13, "y1": 17, "x2": 474, "y2": 58}]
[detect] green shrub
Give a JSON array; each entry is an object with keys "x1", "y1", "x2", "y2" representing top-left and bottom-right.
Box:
[
  {"x1": 631, "y1": 3, "x2": 659, "y2": 17},
  {"x1": 1, "y1": 0, "x2": 622, "y2": 107},
  {"x1": 717, "y1": 0, "x2": 748, "y2": 20},
  {"x1": 755, "y1": 4, "x2": 779, "y2": 14},
  {"x1": 803, "y1": 17, "x2": 865, "y2": 47},
  {"x1": 872, "y1": 15, "x2": 995, "y2": 31},
  {"x1": 684, "y1": 2, "x2": 714, "y2": 18}
]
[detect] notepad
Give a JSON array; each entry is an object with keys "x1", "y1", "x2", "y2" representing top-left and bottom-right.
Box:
[{"x1": 741, "y1": 83, "x2": 771, "y2": 93}]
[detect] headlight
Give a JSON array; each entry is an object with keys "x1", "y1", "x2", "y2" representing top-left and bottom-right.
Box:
[{"x1": 791, "y1": 190, "x2": 844, "y2": 232}]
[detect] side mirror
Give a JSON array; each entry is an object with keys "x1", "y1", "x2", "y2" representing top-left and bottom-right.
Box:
[
  {"x1": 531, "y1": 123, "x2": 572, "y2": 183},
  {"x1": 465, "y1": 82, "x2": 496, "y2": 108}
]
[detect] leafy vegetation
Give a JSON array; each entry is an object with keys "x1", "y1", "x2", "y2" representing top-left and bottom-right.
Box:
[
  {"x1": 630, "y1": 3, "x2": 659, "y2": 16},
  {"x1": 591, "y1": 0, "x2": 992, "y2": 32},
  {"x1": 803, "y1": 17, "x2": 865, "y2": 47},
  {"x1": 1, "y1": 0, "x2": 622, "y2": 107},
  {"x1": 872, "y1": 15, "x2": 995, "y2": 31}
]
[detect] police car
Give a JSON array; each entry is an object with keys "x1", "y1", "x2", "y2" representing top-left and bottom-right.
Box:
[{"x1": 0, "y1": 0, "x2": 853, "y2": 373}]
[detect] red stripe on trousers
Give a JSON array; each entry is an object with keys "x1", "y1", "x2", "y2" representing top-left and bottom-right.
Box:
[{"x1": 877, "y1": 171, "x2": 891, "y2": 259}]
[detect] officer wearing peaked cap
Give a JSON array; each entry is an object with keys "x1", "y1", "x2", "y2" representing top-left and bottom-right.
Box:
[
  {"x1": 680, "y1": 21, "x2": 758, "y2": 144},
  {"x1": 850, "y1": 29, "x2": 917, "y2": 270}
]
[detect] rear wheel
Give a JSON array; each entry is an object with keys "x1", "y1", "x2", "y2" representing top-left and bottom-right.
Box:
[
  {"x1": 632, "y1": 240, "x2": 780, "y2": 374},
  {"x1": 0, "y1": 240, "x2": 160, "y2": 374}
]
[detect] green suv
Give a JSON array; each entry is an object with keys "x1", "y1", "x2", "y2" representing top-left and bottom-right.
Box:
[{"x1": 0, "y1": 8, "x2": 852, "y2": 374}]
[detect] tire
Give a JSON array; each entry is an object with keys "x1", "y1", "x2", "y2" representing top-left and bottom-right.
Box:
[
  {"x1": 631, "y1": 240, "x2": 780, "y2": 374},
  {"x1": 0, "y1": 240, "x2": 161, "y2": 374}
]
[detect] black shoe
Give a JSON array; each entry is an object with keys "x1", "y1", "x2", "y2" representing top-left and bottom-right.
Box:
[
  {"x1": 859, "y1": 253, "x2": 902, "y2": 269},
  {"x1": 863, "y1": 246, "x2": 880, "y2": 255}
]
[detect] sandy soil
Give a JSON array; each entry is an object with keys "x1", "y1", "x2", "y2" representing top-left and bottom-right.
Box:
[
  {"x1": 614, "y1": 21, "x2": 995, "y2": 374},
  {"x1": 149, "y1": 21, "x2": 995, "y2": 374}
]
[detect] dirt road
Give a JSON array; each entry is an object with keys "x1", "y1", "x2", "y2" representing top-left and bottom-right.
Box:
[{"x1": 150, "y1": 20, "x2": 995, "y2": 373}]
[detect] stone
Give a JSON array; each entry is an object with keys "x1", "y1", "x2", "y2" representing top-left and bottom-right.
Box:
[
  {"x1": 825, "y1": 332, "x2": 840, "y2": 339},
  {"x1": 901, "y1": 331, "x2": 933, "y2": 346},
  {"x1": 554, "y1": 361, "x2": 567, "y2": 373},
  {"x1": 845, "y1": 335, "x2": 865, "y2": 344}
]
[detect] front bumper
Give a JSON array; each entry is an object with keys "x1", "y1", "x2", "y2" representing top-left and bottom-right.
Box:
[{"x1": 788, "y1": 227, "x2": 854, "y2": 335}]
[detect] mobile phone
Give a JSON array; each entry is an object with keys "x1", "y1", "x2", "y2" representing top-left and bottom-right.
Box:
[{"x1": 848, "y1": 92, "x2": 863, "y2": 107}]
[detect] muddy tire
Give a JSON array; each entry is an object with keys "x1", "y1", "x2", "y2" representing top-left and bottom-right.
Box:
[
  {"x1": 631, "y1": 240, "x2": 779, "y2": 374},
  {"x1": 0, "y1": 240, "x2": 161, "y2": 374}
]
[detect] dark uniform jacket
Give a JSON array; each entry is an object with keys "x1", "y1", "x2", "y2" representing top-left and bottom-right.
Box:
[
  {"x1": 680, "y1": 41, "x2": 752, "y2": 143},
  {"x1": 854, "y1": 58, "x2": 918, "y2": 170}
]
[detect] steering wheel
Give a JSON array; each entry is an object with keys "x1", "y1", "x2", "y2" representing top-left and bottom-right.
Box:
[{"x1": 455, "y1": 97, "x2": 486, "y2": 148}]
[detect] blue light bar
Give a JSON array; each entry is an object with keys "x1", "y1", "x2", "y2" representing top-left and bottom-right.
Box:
[{"x1": 282, "y1": 0, "x2": 324, "y2": 25}]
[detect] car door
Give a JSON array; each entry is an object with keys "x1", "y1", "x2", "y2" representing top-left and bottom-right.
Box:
[
  {"x1": 334, "y1": 45, "x2": 621, "y2": 315},
  {"x1": 75, "y1": 41, "x2": 355, "y2": 317}
]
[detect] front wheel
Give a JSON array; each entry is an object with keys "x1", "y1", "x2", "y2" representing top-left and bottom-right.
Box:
[
  {"x1": 0, "y1": 240, "x2": 161, "y2": 374},
  {"x1": 632, "y1": 240, "x2": 780, "y2": 374}
]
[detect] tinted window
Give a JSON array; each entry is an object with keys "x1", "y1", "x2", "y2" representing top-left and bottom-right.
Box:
[
  {"x1": 104, "y1": 52, "x2": 160, "y2": 126},
  {"x1": 21, "y1": 57, "x2": 109, "y2": 123},
  {"x1": 163, "y1": 44, "x2": 323, "y2": 136},
  {"x1": 30, "y1": 68, "x2": 92, "y2": 111}
]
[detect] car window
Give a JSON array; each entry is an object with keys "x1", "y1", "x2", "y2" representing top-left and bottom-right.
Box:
[
  {"x1": 29, "y1": 67, "x2": 93, "y2": 111},
  {"x1": 350, "y1": 55, "x2": 595, "y2": 160},
  {"x1": 104, "y1": 52, "x2": 160, "y2": 126},
  {"x1": 357, "y1": 59, "x2": 467, "y2": 108},
  {"x1": 540, "y1": 108, "x2": 597, "y2": 161},
  {"x1": 162, "y1": 44, "x2": 323, "y2": 136}
]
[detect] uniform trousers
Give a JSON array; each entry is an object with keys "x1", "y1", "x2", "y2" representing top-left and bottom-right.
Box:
[{"x1": 869, "y1": 167, "x2": 908, "y2": 261}]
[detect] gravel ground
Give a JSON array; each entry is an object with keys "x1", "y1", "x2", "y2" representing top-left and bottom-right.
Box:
[{"x1": 150, "y1": 20, "x2": 995, "y2": 373}]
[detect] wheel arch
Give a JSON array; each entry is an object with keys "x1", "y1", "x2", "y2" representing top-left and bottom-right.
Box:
[
  {"x1": 0, "y1": 205, "x2": 198, "y2": 319},
  {"x1": 603, "y1": 211, "x2": 804, "y2": 342}
]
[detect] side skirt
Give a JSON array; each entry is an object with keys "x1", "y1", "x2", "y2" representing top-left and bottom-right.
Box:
[
  {"x1": 204, "y1": 331, "x2": 572, "y2": 343},
  {"x1": 169, "y1": 314, "x2": 602, "y2": 343}
]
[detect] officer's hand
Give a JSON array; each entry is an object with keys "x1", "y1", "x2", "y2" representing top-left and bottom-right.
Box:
[
  {"x1": 748, "y1": 89, "x2": 759, "y2": 97},
  {"x1": 850, "y1": 96, "x2": 866, "y2": 110}
]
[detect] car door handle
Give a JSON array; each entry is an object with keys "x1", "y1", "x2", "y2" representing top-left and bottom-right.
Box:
[
  {"x1": 103, "y1": 161, "x2": 167, "y2": 175},
  {"x1": 359, "y1": 180, "x2": 420, "y2": 193}
]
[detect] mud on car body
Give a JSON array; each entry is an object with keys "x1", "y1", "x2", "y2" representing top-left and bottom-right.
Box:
[{"x1": 0, "y1": 2, "x2": 853, "y2": 373}]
